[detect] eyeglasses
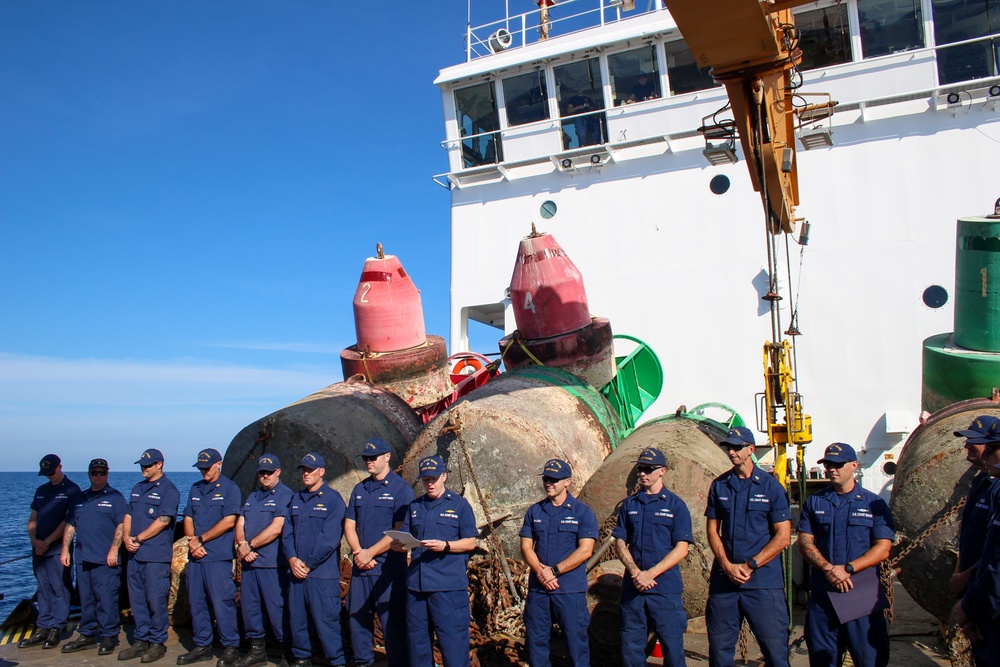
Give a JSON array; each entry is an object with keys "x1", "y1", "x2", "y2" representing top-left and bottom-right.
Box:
[
  {"x1": 822, "y1": 461, "x2": 847, "y2": 469},
  {"x1": 542, "y1": 476, "x2": 561, "y2": 485},
  {"x1": 722, "y1": 444, "x2": 746, "y2": 451},
  {"x1": 258, "y1": 470, "x2": 276, "y2": 477},
  {"x1": 89, "y1": 470, "x2": 108, "y2": 476},
  {"x1": 140, "y1": 464, "x2": 157, "y2": 471},
  {"x1": 636, "y1": 466, "x2": 662, "y2": 475},
  {"x1": 362, "y1": 455, "x2": 381, "y2": 462}
]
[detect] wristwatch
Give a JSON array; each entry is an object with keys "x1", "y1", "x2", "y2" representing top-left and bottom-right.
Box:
[
  {"x1": 551, "y1": 564, "x2": 561, "y2": 577},
  {"x1": 747, "y1": 558, "x2": 759, "y2": 571},
  {"x1": 845, "y1": 562, "x2": 855, "y2": 574}
]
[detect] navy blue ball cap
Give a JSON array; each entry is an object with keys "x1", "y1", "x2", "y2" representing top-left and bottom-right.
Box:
[
  {"x1": 720, "y1": 426, "x2": 756, "y2": 447},
  {"x1": 193, "y1": 448, "x2": 222, "y2": 469},
  {"x1": 361, "y1": 437, "x2": 391, "y2": 456},
  {"x1": 634, "y1": 448, "x2": 667, "y2": 467},
  {"x1": 88, "y1": 458, "x2": 109, "y2": 471},
  {"x1": 38, "y1": 453, "x2": 61, "y2": 476},
  {"x1": 135, "y1": 448, "x2": 164, "y2": 465},
  {"x1": 955, "y1": 415, "x2": 1000, "y2": 443},
  {"x1": 418, "y1": 455, "x2": 447, "y2": 477},
  {"x1": 256, "y1": 454, "x2": 281, "y2": 472},
  {"x1": 818, "y1": 442, "x2": 857, "y2": 464},
  {"x1": 297, "y1": 452, "x2": 326, "y2": 469},
  {"x1": 541, "y1": 459, "x2": 572, "y2": 480}
]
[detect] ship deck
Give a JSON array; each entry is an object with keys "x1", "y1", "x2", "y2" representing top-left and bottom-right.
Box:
[{"x1": 0, "y1": 582, "x2": 950, "y2": 666}]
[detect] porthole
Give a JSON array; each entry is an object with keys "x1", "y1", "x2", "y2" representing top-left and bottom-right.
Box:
[
  {"x1": 710, "y1": 175, "x2": 730, "y2": 195},
  {"x1": 922, "y1": 285, "x2": 948, "y2": 309},
  {"x1": 540, "y1": 200, "x2": 557, "y2": 219},
  {"x1": 882, "y1": 461, "x2": 897, "y2": 476}
]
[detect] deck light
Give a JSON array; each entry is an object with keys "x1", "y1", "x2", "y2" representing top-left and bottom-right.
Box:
[
  {"x1": 561, "y1": 158, "x2": 573, "y2": 169},
  {"x1": 703, "y1": 144, "x2": 738, "y2": 166},
  {"x1": 799, "y1": 128, "x2": 833, "y2": 150}
]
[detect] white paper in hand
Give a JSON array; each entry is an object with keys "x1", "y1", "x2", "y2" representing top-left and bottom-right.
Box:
[{"x1": 384, "y1": 530, "x2": 422, "y2": 550}]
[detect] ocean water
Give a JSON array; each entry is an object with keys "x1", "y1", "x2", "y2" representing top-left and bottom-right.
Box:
[{"x1": 0, "y1": 470, "x2": 203, "y2": 623}]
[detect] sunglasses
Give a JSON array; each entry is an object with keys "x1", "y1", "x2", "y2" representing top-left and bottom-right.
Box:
[
  {"x1": 822, "y1": 461, "x2": 847, "y2": 469},
  {"x1": 542, "y1": 476, "x2": 561, "y2": 485},
  {"x1": 140, "y1": 464, "x2": 158, "y2": 470},
  {"x1": 722, "y1": 444, "x2": 746, "y2": 451},
  {"x1": 89, "y1": 469, "x2": 109, "y2": 476},
  {"x1": 362, "y1": 455, "x2": 381, "y2": 462},
  {"x1": 636, "y1": 465, "x2": 662, "y2": 474},
  {"x1": 258, "y1": 470, "x2": 276, "y2": 477}
]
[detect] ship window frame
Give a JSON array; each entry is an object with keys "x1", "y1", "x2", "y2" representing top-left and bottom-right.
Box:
[
  {"x1": 501, "y1": 69, "x2": 551, "y2": 128},
  {"x1": 607, "y1": 44, "x2": 663, "y2": 106},
  {"x1": 855, "y1": 0, "x2": 926, "y2": 59},
  {"x1": 930, "y1": 0, "x2": 1000, "y2": 84},
  {"x1": 663, "y1": 36, "x2": 720, "y2": 96},
  {"x1": 793, "y1": 1, "x2": 855, "y2": 70},
  {"x1": 453, "y1": 80, "x2": 504, "y2": 169},
  {"x1": 553, "y1": 58, "x2": 609, "y2": 150}
]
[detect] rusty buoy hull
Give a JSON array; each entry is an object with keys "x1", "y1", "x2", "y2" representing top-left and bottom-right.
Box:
[
  {"x1": 401, "y1": 366, "x2": 624, "y2": 554},
  {"x1": 222, "y1": 377, "x2": 422, "y2": 502},
  {"x1": 890, "y1": 397, "x2": 1000, "y2": 623},
  {"x1": 499, "y1": 317, "x2": 616, "y2": 389},
  {"x1": 340, "y1": 334, "x2": 453, "y2": 409},
  {"x1": 578, "y1": 416, "x2": 732, "y2": 621}
]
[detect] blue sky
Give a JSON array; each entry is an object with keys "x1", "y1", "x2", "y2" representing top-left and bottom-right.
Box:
[{"x1": 0, "y1": 1, "x2": 503, "y2": 471}]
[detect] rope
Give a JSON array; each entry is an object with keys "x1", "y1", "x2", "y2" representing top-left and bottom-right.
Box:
[{"x1": 0, "y1": 553, "x2": 31, "y2": 567}]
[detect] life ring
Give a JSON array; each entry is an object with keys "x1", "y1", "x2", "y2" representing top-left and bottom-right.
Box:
[{"x1": 451, "y1": 356, "x2": 485, "y2": 376}]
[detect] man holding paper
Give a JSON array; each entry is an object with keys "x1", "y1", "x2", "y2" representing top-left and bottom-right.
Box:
[
  {"x1": 344, "y1": 437, "x2": 414, "y2": 667},
  {"x1": 797, "y1": 442, "x2": 894, "y2": 667}
]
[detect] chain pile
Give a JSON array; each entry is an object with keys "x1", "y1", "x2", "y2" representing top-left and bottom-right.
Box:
[{"x1": 468, "y1": 555, "x2": 529, "y2": 666}]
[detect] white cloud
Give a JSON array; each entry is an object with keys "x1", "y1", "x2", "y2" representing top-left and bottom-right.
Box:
[{"x1": 0, "y1": 353, "x2": 342, "y2": 471}]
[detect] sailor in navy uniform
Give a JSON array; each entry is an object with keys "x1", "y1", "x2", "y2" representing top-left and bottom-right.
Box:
[
  {"x1": 704, "y1": 427, "x2": 792, "y2": 667},
  {"x1": 19, "y1": 453, "x2": 80, "y2": 650},
  {"x1": 281, "y1": 452, "x2": 347, "y2": 667},
  {"x1": 344, "y1": 438, "x2": 414, "y2": 667},
  {"x1": 950, "y1": 416, "x2": 1000, "y2": 598},
  {"x1": 234, "y1": 453, "x2": 294, "y2": 667},
  {"x1": 519, "y1": 458, "x2": 598, "y2": 667},
  {"x1": 177, "y1": 448, "x2": 242, "y2": 666},
  {"x1": 613, "y1": 447, "x2": 693, "y2": 667},
  {"x1": 797, "y1": 442, "x2": 894, "y2": 667},
  {"x1": 956, "y1": 421, "x2": 1000, "y2": 667},
  {"x1": 392, "y1": 455, "x2": 479, "y2": 667},
  {"x1": 119, "y1": 448, "x2": 180, "y2": 664},
  {"x1": 59, "y1": 458, "x2": 127, "y2": 656}
]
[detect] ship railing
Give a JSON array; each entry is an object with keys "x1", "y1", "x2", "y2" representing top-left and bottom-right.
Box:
[
  {"x1": 931, "y1": 32, "x2": 1000, "y2": 87},
  {"x1": 466, "y1": 0, "x2": 662, "y2": 61}
]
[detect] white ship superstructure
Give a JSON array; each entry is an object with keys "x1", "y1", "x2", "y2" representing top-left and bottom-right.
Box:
[{"x1": 434, "y1": 0, "x2": 1000, "y2": 498}]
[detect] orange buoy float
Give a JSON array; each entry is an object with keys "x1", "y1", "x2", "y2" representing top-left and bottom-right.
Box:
[
  {"x1": 501, "y1": 225, "x2": 616, "y2": 389},
  {"x1": 341, "y1": 244, "x2": 452, "y2": 409}
]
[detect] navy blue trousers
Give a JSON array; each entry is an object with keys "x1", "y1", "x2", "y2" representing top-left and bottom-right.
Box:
[
  {"x1": 406, "y1": 589, "x2": 470, "y2": 667},
  {"x1": 620, "y1": 590, "x2": 687, "y2": 667},
  {"x1": 77, "y1": 561, "x2": 121, "y2": 639},
  {"x1": 288, "y1": 576, "x2": 344, "y2": 662},
  {"x1": 804, "y1": 591, "x2": 889, "y2": 667},
  {"x1": 32, "y1": 554, "x2": 70, "y2": 630},
  {"x1": 347, "y1": 569, "x2": 408, "y2": 667},
  {"x1": 186, "y1": 559, "x2": 238, "y2": 647},
  {"x1": 524, "y1": 590, "x2": 590, "y2": 667},
  {"x1": 127, "y1": 560, "x2": 171, "y2": 644},
  {"x1": 240, "y1": 567, "x2": 288, "y2": 642},
  {"x1": 705, "y1": 587, "x2": 789, "y2": 667}
]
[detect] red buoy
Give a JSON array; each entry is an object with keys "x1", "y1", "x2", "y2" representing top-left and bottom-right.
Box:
[
  {"x1": 353, "y1": 244, "x2": 426, "y2": 353},
  {"x1": 509, "y1": 227, "x2": 590, "y2": 339}
]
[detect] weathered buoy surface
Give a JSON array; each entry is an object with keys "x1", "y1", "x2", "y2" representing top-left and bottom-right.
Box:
[
  {"x1": 222, "y1": 377, "x2": 422, "y2": 503},
  {"x1": 500, "y1": 317, "x2": 616, "y2": 389},
  {"x1": 401, "y1": 366, "x2": 624, "y2": 554},
  {"x1": 509, "y1": 230, "x2": 590, "y2": 340},
  {"x1": 890, "y1": 397, "x2": 1000, "y2": 623},
  {"x1": 578, "y1": 416, "x2": 732, "y2": 620}
]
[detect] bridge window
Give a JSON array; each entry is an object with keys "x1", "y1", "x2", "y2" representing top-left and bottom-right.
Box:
[
  {"x1": 932, "y1": 0, "x2": 1000, "y2": 84},
  {"x1": 857, "y1": 0, "x2": 925, "y2": 58},
  {"x1": 503, "y1": 70, "x2": 550, "y2": 127},
  {"x1": 664, "y1": 38, "x2": 718, "y2": 95},
  {"x1": 609, "y1": 45, "x2": 662, "y2": 106},
  {"x1": 795, "y1": 3, "x2": 853, "y2": 70},
  {"x1": 455, "y1": 82, "x2": 503, "y2": 168},
  {"x1": 554, "y1": 59, "x2": 607, "y2": 149}
]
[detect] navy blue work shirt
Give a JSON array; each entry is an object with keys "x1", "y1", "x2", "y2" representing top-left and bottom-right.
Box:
[
  {"x1": 402, "y1": 488, "x2": 478, "y2": 592},
  {"x1": 128, "y1": 476, "x2": 180, "y2": 563},
  {"x1": 519, "y1": 493, "x2": 599, "y2": 594},
  {"x1": 705, "y1": 466, "x2": 791, "y2": 589},
  {"x1": 796, "y1": 483, "x2": 895, "y2": 592},
  {"x1": 281, "y1": 483, "x2": 346, "y2": 579},
  {"x1": 67, "y1": 485, "x2": 127, "y2": 564},
  {"x1": 184, "y1": 474, "x2": 241, "y2": 562},
  {"x1": 31, "y1": 477, "x2": 82, "y2": 557},
  {"x1": 959, "y1": 472, "x2": 997, "y2": 572},
  {"x1": 612, "y1": 487, "x2": 694, "y2": 595},
  {"x1": 346, "y1": 471, "x2": 414, "y2": 576},
  {"x1": 962, "y1": 507, "x2": 1000, "y2": 622},
  {"x1": 241, "y1": 481, "x2": 294, "y2": 569}
]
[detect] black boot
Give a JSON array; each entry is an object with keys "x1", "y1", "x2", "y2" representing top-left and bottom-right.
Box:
[
  {"x1": 141, "y1": 643, "x2": 167, "y2": 663},
  {"x1": 118, "y1": 640, "x2": 151, "y2": 661},
  {"x1": 176, "y1": 645, "x2": 215, "y2": 665},
  {"x1": 99, "y1": 637, "x2": 119, "y2": 655},
  {"x1": 234, "y1": 639, "x2": 268, "y2": 667},
  {"x1": 216, "y1": 646, "x2": 240, "y2": 667},
  {"x1": 17, "y1": 627, "x2": 49, "y2": 648},
  {"x1": 42, "y1": 628, "x2": 62, "y2": 649},
  {"x1": 62, "y1": 634, "x2": 98, "y2": 652}
]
